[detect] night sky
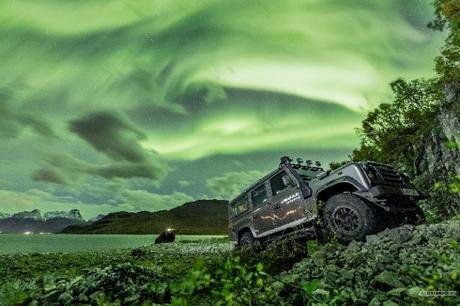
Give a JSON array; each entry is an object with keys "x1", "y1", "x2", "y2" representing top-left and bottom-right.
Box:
[{"x1": 0, "y1": 0, "x2": 444, "y2": 218}]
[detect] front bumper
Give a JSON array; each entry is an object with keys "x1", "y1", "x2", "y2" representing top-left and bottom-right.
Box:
[
  {"x1": 355, "y1": 185, "x2": 427, "y2": 213},
  {"x1": 368, "y1": 185, "x2": 428, "y2": 201}
]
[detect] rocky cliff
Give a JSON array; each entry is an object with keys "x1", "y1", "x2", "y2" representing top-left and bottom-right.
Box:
[{"x1": 410, "y1": 82, "x2": 460, "y2": 217}]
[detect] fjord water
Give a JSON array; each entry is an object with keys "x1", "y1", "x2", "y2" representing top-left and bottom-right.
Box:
[{"x1": 0, "y1": 234, "x2": 220, "y2": 254}]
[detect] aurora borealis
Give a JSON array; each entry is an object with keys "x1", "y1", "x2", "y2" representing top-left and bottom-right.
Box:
[{"x1": 0, "y1": 0, "x2": 444, "y2": 217}]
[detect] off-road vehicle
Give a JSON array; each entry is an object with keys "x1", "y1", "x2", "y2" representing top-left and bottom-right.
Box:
[{"x1": 228, "y1": 156, "x2": 426, "y2": 247}]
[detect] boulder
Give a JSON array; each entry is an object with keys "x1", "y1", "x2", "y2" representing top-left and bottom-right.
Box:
[{"x1": 155, "y1": 230, "x2": 176, "y2": 244}]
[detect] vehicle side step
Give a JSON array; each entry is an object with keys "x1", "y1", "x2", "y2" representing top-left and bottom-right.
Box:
[{"x1": 268, "y1": 225, "x2": 317, "y2": 245}]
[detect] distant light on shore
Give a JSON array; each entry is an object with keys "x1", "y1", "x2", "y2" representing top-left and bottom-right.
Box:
[{"x1": 23, "y1": 231, "x2": 32, "y2": 235}]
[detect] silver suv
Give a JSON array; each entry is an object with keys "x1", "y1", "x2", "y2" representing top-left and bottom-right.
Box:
[{"x1": 228, "y1": 156, "x2": 425, "y2": 247}]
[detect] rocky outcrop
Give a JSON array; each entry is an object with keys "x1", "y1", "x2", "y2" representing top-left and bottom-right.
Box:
[
  {"x1": 412, "y1": 83, "x2": 460, "y2": 217},
  {"x1": 273, "y1": 220, "x2": 460, "y2": 305}
]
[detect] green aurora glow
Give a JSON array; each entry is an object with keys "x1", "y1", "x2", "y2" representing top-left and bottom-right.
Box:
[{"x1": 0, "y1": 0, "x2": 444, "y2": 217}]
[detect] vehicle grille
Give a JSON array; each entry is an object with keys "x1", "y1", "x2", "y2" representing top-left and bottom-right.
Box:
[{"x1": 371, "y1": 163, "x2": 405, "y2": 186}]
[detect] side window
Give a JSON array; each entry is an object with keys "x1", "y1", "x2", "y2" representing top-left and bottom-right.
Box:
[
  {"x1": 230, "y1": 196, "x2": 249, "y2": 217},
  {"x1": 230, "y1": 203, "x2": 238, "y2": 217},
  {"x1": 236, "y1": 197, "x2": 249, "y2": 215},
  {"x1": 252, "y1": 184, "x2": 268, "y2": 207},
  {"x1": 270, "y1": 171, "x2": 294, "y2": 195}
]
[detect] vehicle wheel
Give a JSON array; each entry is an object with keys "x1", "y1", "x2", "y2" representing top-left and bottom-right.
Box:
[
  {"x1": 239, "y1": 231, "x2": 255, "y2": 248},
  {"x1": 324, "y1": 193, "x2": 377, "y2": 244}
]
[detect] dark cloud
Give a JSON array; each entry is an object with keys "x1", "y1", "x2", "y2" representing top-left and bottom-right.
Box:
[
  {"x1": 66, "y1": 112, "x2": 168, "y2": 182},
  {"x1": 96, "y1": 162, "x2": 165, "y2": 180},
  {"x1": 69, "y1": 112, "x2": 147, "y2": 163},
  {"x1": 32, "y1": 168, "x2": 68, "y2": 185},
  {"x1": 43, "y1": 153, "x2": 168, "y2": 182},
  {"x1": 0, "y1": 90, "x2": 55, "y2": 138}
]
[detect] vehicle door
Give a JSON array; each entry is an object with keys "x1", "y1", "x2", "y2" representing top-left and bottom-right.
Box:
[
  {"x1": 251, "y1": 183, "x2": 274, "y2": 236},
  {"x1": 269, "y1": 170, "x2": 305, "y2": 228}
]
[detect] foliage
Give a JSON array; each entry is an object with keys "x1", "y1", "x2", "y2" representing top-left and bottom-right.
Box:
[
  {"x1": 352, "y1": 78, "x2": 441, "y2": 165},
  {"x1": 0, "y1": 242, "x2": 231, "y2": 283},
  {"x1": 428, "y1": 0, "x2": 460, "y2": 82},
  {"x1": 329, "y1": 160, "x2": 350, "y2": 170},
  {"x1": 172, "y1": 256, "x2": 280, "y2": 306},
  {"x1": 350, "y1": 0, "x2": 460, "y2": 219},
  {"x1": 0, "y1": 264, "x2": 170, "y2": 305}
]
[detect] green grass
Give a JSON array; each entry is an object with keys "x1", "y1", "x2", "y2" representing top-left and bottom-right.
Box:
[
  {"x1": 0, "y1": 241, "x2": 231, "y2": 284},
  {"x1": 0, "y1": 234, "x2": 225, "y2": 254}
]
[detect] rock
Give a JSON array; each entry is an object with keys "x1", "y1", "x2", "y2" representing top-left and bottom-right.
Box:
[
  {"x1": 347, "y1": 240, "x2": 362, "y2": 252},
  {"x1": 366, "y1": 234, "x2": 380, "y2": 243},
  {"x1": 155, "y1": 230, "x2": 176, "y2": 244},
  {"x1": 389, "y1": 244, "x2": 403, "y2": 252},
  {"x1": 325, "y1": 264, "x2": 338, "y2": 272},
  {"x1": 377, "y1": 228, "x2": 391, "y2": 239},
  {"x1": 383, "y1": 300, "x2": 399, "y2": 306},
  {"x1": 272, "y1": 221, "x2": 460, "y2": 305},
  {"x1": 311, "y1": 250, "x2": 326, "y2": 266},
  {"x1": 373, "y1": 271, "x2": 404, "y2": 290},
  {"x1": 406, "y1": 286, "x2": 424, "y2": 297},
  {"x1": 409, "y1": 232, "x2": 424, "y2": 245},
  {"x1": 387, "y1": 225, "x2": 413, "y2": 244},
  {"x1": 386, "y1": 287, "x2": 406, "y2": 297}
]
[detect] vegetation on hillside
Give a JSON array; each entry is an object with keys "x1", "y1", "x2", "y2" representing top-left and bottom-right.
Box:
[
  {"x1": 349, "y1": 0, "x2": 460, "y2": 218},
  {"x1": 61, "y1": 200, "x2": 228, "y2": 235}
]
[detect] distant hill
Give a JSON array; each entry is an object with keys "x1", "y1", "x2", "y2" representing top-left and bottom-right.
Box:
[
  {"x1": 61, "y1": 200, "x2": 229, "y2": 235},
  {"x1": 0, "y1": 209, "x2": 86, "y2": 233}
]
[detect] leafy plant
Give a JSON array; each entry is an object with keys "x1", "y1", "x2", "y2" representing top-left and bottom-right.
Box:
[{"x1": 172, "y1": 256, "x2": 280, "y2": 306}]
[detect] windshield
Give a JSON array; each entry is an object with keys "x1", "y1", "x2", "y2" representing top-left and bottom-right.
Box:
[{"x1": 292, "y1": 165, "x2": 325, "y2": 181}]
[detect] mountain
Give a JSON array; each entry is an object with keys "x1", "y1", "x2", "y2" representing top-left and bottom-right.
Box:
[
  {"x1": 0, "y1": 212, "x2": 10, "y2": 219},
  {"x1": 88, "y1": 214, "x2": 106, "y2": 223},
  {"x1": 0, "y1": 209, "x2": 86, "y2": 233},
  {"x1": 61, "y1": 200, "x2": 228, "y2": 235},
  {"x1": 43, "y1": 209, "x2": 83, "y2": 220},
  {"x1": 11, "y1": 209, "x2": 44, "y2": 221}
]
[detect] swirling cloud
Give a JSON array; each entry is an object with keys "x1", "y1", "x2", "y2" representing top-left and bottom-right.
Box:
[{"x1": 0, "y1": 0, "x2": 443, "y2": 216}]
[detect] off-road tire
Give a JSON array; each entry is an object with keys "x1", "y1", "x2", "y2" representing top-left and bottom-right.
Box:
[
  {"x1": 324, "y1": 193, "x2": 377, "y2": 244},
  {"x1": 239, "y1": 231, "x2": 255, "y2": 248}
]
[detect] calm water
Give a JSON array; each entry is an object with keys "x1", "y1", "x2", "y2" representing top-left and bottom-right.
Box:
[{"x1": 0, "y1": 234, "x2": 223, "y2": 254}]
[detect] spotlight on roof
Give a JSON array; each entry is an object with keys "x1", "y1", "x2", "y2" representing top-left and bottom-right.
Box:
[{"x1": 280, "y1": 156, "x2": 293, "y2": 166}]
